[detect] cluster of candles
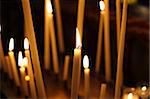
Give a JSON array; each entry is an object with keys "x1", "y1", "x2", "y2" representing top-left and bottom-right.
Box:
[{"x1": 0, "y1": 0, "x2": 149, "y2": 98}]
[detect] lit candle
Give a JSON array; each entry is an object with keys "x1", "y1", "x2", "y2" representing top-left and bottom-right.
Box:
[
  {"x1": 48, "y1": 1, "x2": 59, "y2": 74},
  {"x1": 5, "y1": 56, "x2": 13, "y2": 79},
  {"x1": 24, "y1": 38, "x2": 37, "y2": 98},
  {"x1": 122, "y1": 93, "x2": 139, "y2": 99},
  {"x1": 54, "y1": 0, "x2": 64, "y2": 53},
  {"x1": 63, "y1": 55, "x2": 70, "y2": 81},
  {"x1": 18, "y1": 51, "x2": 28, "y2": 96},
  {"x1": 71, "y1": 28, "x2": 82, "y2": 99},
  {"x1": 116, "y1": 0, "x2": 121, "y2": 51},
  {"x1": 0, "y1": 33, "x2": 5, "y2": 71},
  {"x1": 95, "y1": 1, "x2": 105, "y2": 73},
  {"x1": 99, "y1": 83, "x2": 107, "y2": 99},
  {"x1": 8, "y1": 38, "x2": 20, "y2": 87},
  {"x1": 104, "y1": 0, "x2": 111, "y2": 82},
  {"x1": 21, "y1": 0, "x2": 46, "y2": 97},
  {"x1": 114, "y1": 0, "x2": 128, "y2": 98},
  {"x1": 77, "y1": 0, "x2": 85, "y2": 40},
  {"x1": 44, "y1": 0, "x2": 51, "y2": 70},
  {"x1": 83, "y1": 55, "x2": 90, "y2": 99}
]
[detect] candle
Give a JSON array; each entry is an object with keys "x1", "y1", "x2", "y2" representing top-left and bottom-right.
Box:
[
  {"x1": 99, "y1": 83, "x2": 107, "y2": 99},
  {"x1": 95, "y1": 1, "x2": 105, "y2": 73},
  {"x1": 83, "y1": 55, "x2": 90, "y2": 99},
  {"x1": 48, "y1": 1, "x2": 59, "y2": 74},
  {"x1": 44, "y1": 0, "x2": 51, "y2": 70},
  {"x1": 0, "y1": 33, "x2": 5, "y2": 70},
  {"x1": 114, "y1": 0, "x2": 128, "y2": 98},
  {"x1": 18, "y1": 51, "x2": 28, "y2": 96},
  {"x1": 5, "y1": 56, "x2": 13, "y2": 79},
  {"x1": 8, "y1": 38, "x2": 20, "y2": 87},
  {"x1": 21, "y1": 0, "x2": 46, "y2": 97},
  {"x1": 63, "y1": 55, "x2": 70, "y2": 81},
  {"x1": 54, "y1": 0, "x2": 64, "y2": 53},
  {"x1": 71, "y1": 28, "x2": 82, "y2": 99},
  {"x1": 122, "y1": 93, "x2": 139, "y2": 99},
  {"x1": 104, "y1": 0, "x2": 111, "y2": 82},
  {"x1": 77, "y1": 0, "x2": 85, "y2": 40},
  {"x1": 24, "y1": 38, "x2": 37, "y2": 98},
  {"x1": 116, "y1": 0, "x2": 121, "y2": 51}
]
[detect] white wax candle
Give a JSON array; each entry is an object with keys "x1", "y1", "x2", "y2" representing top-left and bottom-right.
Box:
[
  {"x1": 83, "y1": 55, "x2": 90, "y2": 99},
  {"x1": 21, "y1": 0, "x2": 46, "y2": 97},
  {"x1": 114, "y1": 0, "x2": 128, "y2": 98},
  {"x1": 8, "y1": 38, "x2": 20, "y2": 87},
  {"x1": 71, "y1": 28, "x2": 82, "y2": 99}
]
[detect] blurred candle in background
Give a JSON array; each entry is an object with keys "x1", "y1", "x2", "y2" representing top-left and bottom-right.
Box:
[
  {"x1": 54, "y1": 0, "x2": 64, "y2": 53},
  {"x1": 0, "y1": 33, "x2": 5, "y2": 71},
  {"x1": 48, "y1": 0, "x2": 59, "y2": 75},
  {"x1": 24, "y1": 38, "x2": 37, "y2": 98},
  {"x1": 71, "y1": 28, "x2": 82, "y2": 99},
  {"x1": 63, "y1": 55, "x2": 70, "y2": 81},
  {"x1": 5, "y1": 56, "x2": 13, "y2": 79},
  {"x1": 44, "y1": 0, "x2": 51, "y2": 70},
  {"x1": 8, "y1": 38, "x2": 20, "y2": 87},
  {"x1": 99, "y1": 83, "x2": 107, "y2": 99},
  {"x1": 83, "y1": 55, "x2": 90, "y2": 99},
  {"x1": 95, "y1": 0, "x2": 105, "y2": 73}
]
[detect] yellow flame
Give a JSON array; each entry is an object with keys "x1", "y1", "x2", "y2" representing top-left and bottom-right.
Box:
[
  {"x1": 83, "y1": 55, "x2": 89, "y2": 69},
  {"x1": 23, "y1": 57, "x2": 28, "y2": 67},
  {"x1": 76, "y1": 28, "x2": 82, "y2": 48},
  {"x1": 18, "y1": 51, "x2": 23, "y2": 67},
  {"x1": 99, "y1": 1, "x2": 105, "y2": 11},
  {"x1": 24, "y1": 38, "x2": 29, "y2": 50},
  {"x1": 141, "y1": 86, "x2": 147, "y2": 91},
  {"x1": 47, "y1": 0, "x2": 53, "y2": 14},
  {"x1": 20, "y1": 67, "x2": 25, "y2": 72},
  {"x1": 9, "y1": 38, "x2": 14, "y2": 51},
  {"x1": 25, "y1": 75, "x2": 30, "y2": 81},
  {"x1": 127, "y1": 93, "x2": 133, "y2": 99}
]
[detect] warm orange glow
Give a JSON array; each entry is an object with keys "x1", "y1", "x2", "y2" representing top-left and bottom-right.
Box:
[
  {"x1": 76, "y1": 28, "x2": 82, "y2": 48},
  {"x1": 20, "y1": 67, "x2": 25, "y2": 72},
  {"x1": 25, "y1": 75, "x2": 30, "y2": 81},
  {"x1": 24, "y1": 38, "x2": 29, "y2": 50},
  {"x1": 23, "y1": 57, "x2": 28, "y2": 67},
  {"x1": 9, "y1": 38, "x2": 14, "y2": 51},
  {"x1": 141, "y1": 86, "x2": 147, "y2": 91},
  {"x1": 83, "y1": 55, "x2": 89, "y2": 69},
  {"x1": 47, "y1": 0, "x2": 53, "y2": 14},
  {"x1": 99, "y1": 1, "x2": 105, "y2": 11},
  {"x1": 18, "y1": 51, "x2": 23, "y2": 67}
]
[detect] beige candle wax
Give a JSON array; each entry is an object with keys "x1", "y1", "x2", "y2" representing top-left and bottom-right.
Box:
[
  {"x1": 48, "y1": 1, "x2": 59, "y2": 74},
  {"x1": 114, "y1": 0, "x2": 128, "y2": 98},
  {"x1": 18, "y1": 51, "x2": 28, "y2": 96},
  {"x1": 24, "y1": 38, "x2": 37, "y2": 98},
  {"x1": 95, "y1": 1, "x2": 105, "y2": 73},
  {"x1": 116, "y1": 0, "x2": 121, "y2": 51},
  {"x1": 8, "y1": 38, "x2": 20, "y2": 87},
  {"x1": 83, "y1": 55, "x2": 90, "y2": 99},
  {"x1": 5, "y1": 56, "x2": 13, "y2": 79},
  {"x1": 99, "y1": 83, "x2": 107, "y2": 99},
  {"x1": 44, "y1": 0, "x2": 51, "y2": 70},
  {"x1": 104, "y1": 0, "x2": 111, "y2": 82},
  {"x1": 54, "y1": 0, "x2": 64, "y2": 53},
  {"x1": 21, "y1": 0, "x2": 46, "y2": 97},
  {"x1": 63, "y1": 55, "x2": 70, "y2": 81},
  {"x1": 77, "y1": 0, "x2": 85, "y2": 40},
  {"x1": 71, "y1": 28, "x2": 82, "y2": 99}
]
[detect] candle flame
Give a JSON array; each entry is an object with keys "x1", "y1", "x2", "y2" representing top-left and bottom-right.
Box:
[
  {"x1": 141, "y1": 86, "x2": 147, "y2": 91},
  {"x1": 47, "y1": 0, "x2": 53, "y2": 14},
  {"x1": 83, "y1": 55, "x2": 89, "y2": 69},
  {"x1": 127, "y1": 93, "x2": 133, "y2": 99},
  {"x1": 25, "y1": 75, "x2": 30, "y2": 81},
  {"x1": 99, "y1": 1, "x2": 105, "y2": 11},
  {"x1": 76, "y1": 28, "x2": 82, "y2": 48},
  {"x1": 18, "y1": 51, "x2": 23, "y2": 67},
  {"x1": 23, "y1": 57, "x2": 28, "y2": 67},
  {"x1": 24, "y1": 38, "x2": 29, "y2": 50},
  {"x1": 9, "y1": 38, "x2": 14, "y2": 51}
]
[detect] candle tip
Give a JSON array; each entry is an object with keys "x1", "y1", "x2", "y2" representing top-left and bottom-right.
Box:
[
  {"x1": 76, "y1": 28, "x2": 82, "y2": 48},
  {"x1": 9, "y1": 38, "x2": 14, "y2": 51},
  {"x1": 83, "y1": 55, "x2": 89, "y2": 69},
  {"x1": 99, "y1": 1, "x2": 105, "y2": 11}
]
